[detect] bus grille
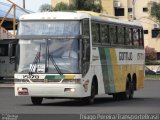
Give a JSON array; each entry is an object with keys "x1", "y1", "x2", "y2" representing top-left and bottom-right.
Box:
[{"x1": 31, "y1": 79, "x2": 61, "y2": 83}]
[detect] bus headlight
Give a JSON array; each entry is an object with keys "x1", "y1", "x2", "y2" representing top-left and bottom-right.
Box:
[
  {"x1": 64, "y1": 88, "x2": 76, "y2": 92},
  {"x1": 62, "y1": 79, "x2": 81, "y2": 84}
]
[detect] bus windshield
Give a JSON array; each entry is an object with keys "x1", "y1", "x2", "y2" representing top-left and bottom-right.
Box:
[
  {"x1": 17, "y1": 20, "x2": 81, "y2": 74},
  {"x1": 18, "y1": 21, "x2": 80, "y2": 36},
  {"x1": 18, "y1": 39, "x2": 80, "y2": 74}
]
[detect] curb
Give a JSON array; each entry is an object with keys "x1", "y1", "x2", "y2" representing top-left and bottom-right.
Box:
[
  {"x1": 0, "y1": 84, "x2": 14, "y2": 88},
  {"x1": 145, "y1": 79, "x2": 160, "y2": 80}
]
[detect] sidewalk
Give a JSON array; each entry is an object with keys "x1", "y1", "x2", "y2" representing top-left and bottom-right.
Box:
[{"x1": 0, "y1": 79, "x2": 14, "y2": 88}]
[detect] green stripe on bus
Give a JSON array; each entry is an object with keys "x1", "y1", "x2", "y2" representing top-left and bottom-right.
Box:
[
  {"x1": 45, "y1": 75, "x2": 64, "y2": 79},
  {"x1": 99, "y1": 48, "x2": 110, "y2": 93},
  {"x1": 105, "y1": 48, "x2": 115, "y2": 93}
]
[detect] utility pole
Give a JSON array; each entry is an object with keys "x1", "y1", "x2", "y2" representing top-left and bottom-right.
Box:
[
  {"x1": 23, "y1": 0, "x2": 25, "y2": 9},
  {"x1": 132, "y1": 0, "x2": 136, "y2": 20}
]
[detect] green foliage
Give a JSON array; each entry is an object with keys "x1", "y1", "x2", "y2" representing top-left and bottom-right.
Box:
[
  {"x1": 145, "y1": 74, "x2": 160, "y2": 80},
  {"x1": 71, "y1": 0, "x2": 102, "y2": 12},
  {"x1": 39, "y1": 4, "x2": 53, "y2": 12},
  {"x1": 149, "y1": 2, "x2": 160, "y2": 23},
  {"x1": 54, "y1": 2, "x2": 70, "y2": 11},
  {"x1": 40, "y1": 0, "x2": 103, "y2": 12},
  {"x1": 39, "y1": 0, "x2": 102, "y2": 12},
  {"x1": 145, "y1": 60, "x2": 160, "y2": 65},
  {"x1": 145, "y1": 46, "x2": 157, "y2": 61}
]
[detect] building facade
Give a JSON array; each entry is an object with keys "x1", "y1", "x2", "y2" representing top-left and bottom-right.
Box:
[{"x1": 52, "y1": 0, "x2": 160, "y2": 59}]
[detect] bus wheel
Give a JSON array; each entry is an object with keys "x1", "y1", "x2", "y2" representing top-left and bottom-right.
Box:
[
  {"x1": 82, "y1": 81, "x2": 96, "y2": 105},
  {"x1": 129, "y1": 81, "x2": 134, "y2": 99},
  {"x1": 31, "y1": 97, "x2": 43, "y2": 105},
  {"x1": 123, "y1": 80, "x2": 134, "y2": 100},
  {"x1": 113, "y1": 93, "x2": 121, "y2": 100}
]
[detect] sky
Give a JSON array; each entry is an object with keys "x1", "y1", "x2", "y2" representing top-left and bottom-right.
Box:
[{"x1": 2, "y1": 0, "x2": 51, "y2": 12}]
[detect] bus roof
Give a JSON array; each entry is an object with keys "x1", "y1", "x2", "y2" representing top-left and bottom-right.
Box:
[{"x1": 19, "y1": 11, "x2": 142, "y2": 27}]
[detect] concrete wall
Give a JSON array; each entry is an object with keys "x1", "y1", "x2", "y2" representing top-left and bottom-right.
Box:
[
  {"x1": 0, "y1": 27, "x2": 14, "y2": 39},
  {"x1": 101, "y1": 0, "x2": 114, "y2": 15}
]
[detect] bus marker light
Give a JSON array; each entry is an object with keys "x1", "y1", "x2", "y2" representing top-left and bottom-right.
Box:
[{"x1": 83, "y1": 80, "x2": 89, "y2": 92}]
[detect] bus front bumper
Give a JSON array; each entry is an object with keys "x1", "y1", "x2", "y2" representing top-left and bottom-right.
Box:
[{"x1": 15, "y1": 83, "x2": 87, "y2": 98}]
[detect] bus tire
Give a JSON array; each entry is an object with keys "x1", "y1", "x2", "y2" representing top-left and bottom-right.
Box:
[
  {"x1": 129, "y1": 81, "x2": 134, "y2": 99},
  {"x1": 31, "y1": 97, "x2": 43, "y2": 105},
  {"x1": 82, "y1": 81, "x2": 96, "y2": 105},
  {"x1": 112, "y1": 93, "x2": 120, "y2": 100},
  {"x1": 0, "y1": 77, "x2": 3, "y2": 81},
  {"x1": 123, "y1": 78, "x2": 134, "y2": 100}
]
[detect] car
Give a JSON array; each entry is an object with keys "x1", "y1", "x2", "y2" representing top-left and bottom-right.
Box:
[
  {"x1": 145, "y1": 66, "x2": 156, "y2": 75},
  {"x1": 155, "y1": 66, "x2": 160, "y2": 74}
]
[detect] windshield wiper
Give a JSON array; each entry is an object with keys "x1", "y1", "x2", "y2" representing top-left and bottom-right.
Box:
[
  {"x1": 46, "y1": 39, "x2": 63, "y2": 76},
  {"x1": 49, "y1": 54, "x2": 63, "y2": 76}
]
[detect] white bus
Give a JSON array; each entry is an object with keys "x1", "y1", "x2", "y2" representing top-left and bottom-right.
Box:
[
  {"x1": 15, "y1": 11, "x2": 145, "y2": 105},
  {"x1": 0, "y1": 39, "x2": 17, "y2": 81}
]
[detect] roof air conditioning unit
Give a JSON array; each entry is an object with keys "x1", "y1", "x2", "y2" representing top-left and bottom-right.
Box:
[{"x1": 114, "y1": 1, "x2": 121, "y2": 8}]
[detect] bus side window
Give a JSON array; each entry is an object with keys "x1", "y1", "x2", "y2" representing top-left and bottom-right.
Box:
[
  {"x1": 92, "y1": 22, "x2": 100, "y2": 44},
  {"x1": 109, "y1": 25, "x2": 117, "y2": 44},
  {"x1": 101, "y1": 24, "x2": 109, "y2": 45},
  {"x1": 82, "y1": 19, "x2": 90, "y2": 37},
  {"x1": 133, "y1": 28, "x2": 139, "y2": 46},
  {"x1": 125, "y1": 28, "x2": 133, "y2": 45},
  {"x1": 117, "y1": 26, "x2": 125, "y2": 44},
  {"x1": 0, "y1": 44, "x2": 8, "y2": 56},
  {"x1": 139, "y1": 29, "x2": 144, "y2": 47}
]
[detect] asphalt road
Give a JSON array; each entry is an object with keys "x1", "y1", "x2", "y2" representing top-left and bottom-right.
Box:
[{"x1": 0, "y1": 80, "x2": 160, "y2": 120}]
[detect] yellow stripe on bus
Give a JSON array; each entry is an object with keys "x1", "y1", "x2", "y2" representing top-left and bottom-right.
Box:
[
  {"x1": 110, "y1": 48, "x2": 121, "y2": 92},
  {"x1": 64, "y1": 75, "x2": 75, "y2": 79}
]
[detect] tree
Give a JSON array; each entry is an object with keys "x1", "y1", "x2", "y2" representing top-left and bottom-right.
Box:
[
  {"x1": 145, "y1": 46, "x2": 157, "y2": 61},
  {"x1": 70, "y1": 0, "x2": 102, "y2": 13},
  {"x1": 149, "y1": 2, "x2": 160, "y2": 24},
  {"x1": 39, "y1": 4, "x2": 53, "y2": 12},
  {"x1": 39, "y1": 0, "x2": 102, "y2": 13},
  {"x1": 54, "y1": 2, "x2": 70, "y2": 11}
]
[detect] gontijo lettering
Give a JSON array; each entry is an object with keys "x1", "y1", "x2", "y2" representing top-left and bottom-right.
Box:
[
  {"x1": 119, "y1": 52, "x2": 133, "y2": 61},
  {"x1": 137, "y1": 53, "x2": 144, "y2": 60}
]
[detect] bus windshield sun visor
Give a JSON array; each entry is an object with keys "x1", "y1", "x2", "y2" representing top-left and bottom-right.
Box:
[{"x1": 16, "y1": 35, "x2": 82, "y2": 40}]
